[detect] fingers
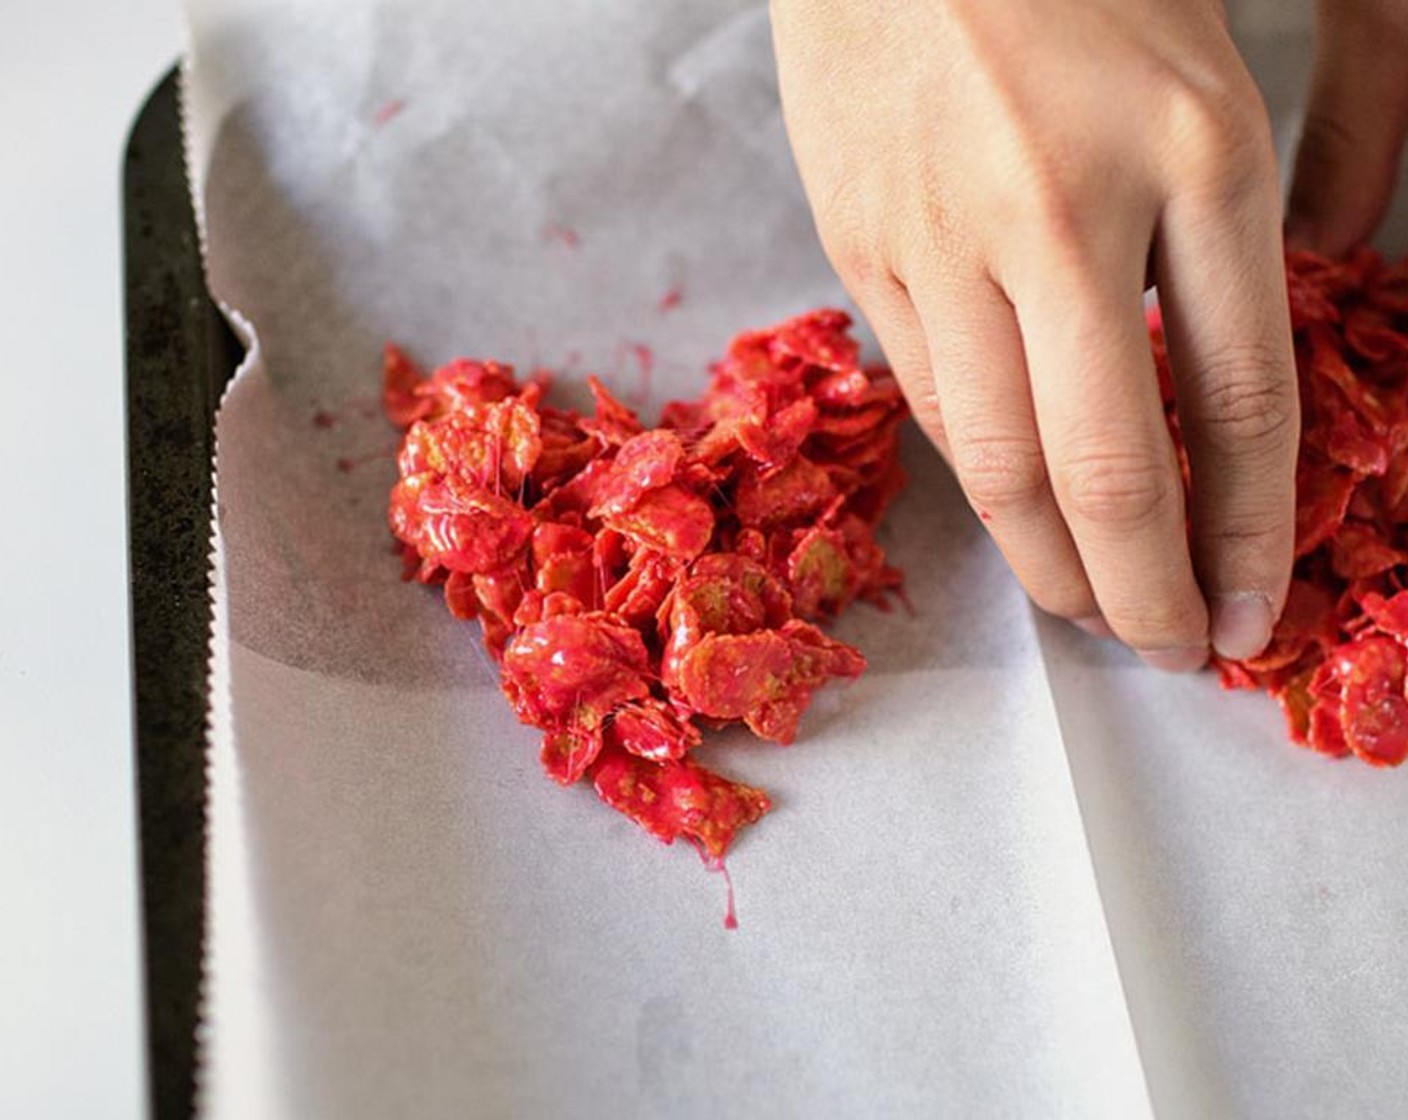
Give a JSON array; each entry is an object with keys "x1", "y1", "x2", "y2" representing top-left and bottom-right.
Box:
[
  {"x1": 851, "y1": 278, "x2": 951, "y2": 459},
  {"x1": 1018, "y1": 250, "x2": 1209, "y2": 668},
  {"x1": 1156, "y1": 142, "x2": 1299, "y2": 660},
  {"x1": 1287, "y1": 1, "x2": 1408, "y2": 255},
  {"x1": 887, "y1": 273, "x2": 1105, "y2": 632}
]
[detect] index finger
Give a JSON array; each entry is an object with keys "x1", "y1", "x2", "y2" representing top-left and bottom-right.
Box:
[
  {"x1": 1018, "y1": 253, "x2": 1211, "y2": 668},
  {"x1": 1155, "y1": 124, "x2": 1299, "y2": 661}
]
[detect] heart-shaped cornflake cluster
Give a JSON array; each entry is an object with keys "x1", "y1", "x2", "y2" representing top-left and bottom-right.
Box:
[{"x1": 385, "y1": 310, "x2": 908, "y2": 860}]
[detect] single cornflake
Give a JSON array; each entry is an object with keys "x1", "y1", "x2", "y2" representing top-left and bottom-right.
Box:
[
  {"x1": 385, "y1": 310, "x2": 908, "y2": 867},
  {"x1": 591, "y1": 749, "x2": 772, "y2": 862}
]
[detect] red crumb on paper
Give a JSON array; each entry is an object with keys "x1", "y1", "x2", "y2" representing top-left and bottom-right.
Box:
[
  {"x1": 336, "y1": 447, "x2": 397, "y2": 474},
  {"x1": 382, "y1": 310, "x2": 908, "y2": 882},
  {"x1": 629, "y1": 342, "x2": 654, "y2": 403},
  {"x1": 312, "y1": 408, "x2": 338, "y2": 430},
  {"x1": 542, "y1": 223, "x2": 582, "y2": 249},
  {"x1": 372, "y1": 99, "x2": 406, "y2": 127},
  {"x1": 710, "y1": 858, "x2": 739, "y2": 930},
  {"x1": 1160, "y1": 248, "x2": 1408, "y2": 768},
  {"x1": 658, "y1": 286, "x2": 684, "y2": 314}
]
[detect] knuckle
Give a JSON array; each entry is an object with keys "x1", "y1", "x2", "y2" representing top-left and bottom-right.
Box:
[
  {"x1": 816, "y1": 226, "x2": 878, "y2": 292},
  {"x1": 1013, "y1": 161, "x2": 1128, "y2": 295},
  {"x1": 1016, "y1": 152, "x2": 1103, "y2": 263},
  {"x1": 953, "y1": 431, "x2": 1050, "y2": 516},
  {"x1": 1167, "y1": 75, "x2": 1276, "y2": 194},
  {"x1": 1022, "y1": 160, "x2": 1082, "y2": 242},
  {"x1": 995, "y1": 126, "x2": 1137, "y2": 288},
  {"x1": 810, "y1": 180, "x2": 881, "y2": 289},
  {"x1": 1192, "y1": 348, "x2": 1299, "y2": 451},
  {"x1": 997, "y1": 127, "x2": 1102, "y2": 250},
  {"x1": 1060, "y1": 446, "x2": 1175, "y2": 530}
]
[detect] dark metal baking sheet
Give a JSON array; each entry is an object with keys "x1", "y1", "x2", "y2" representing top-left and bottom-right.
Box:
[{"x1": 124, "y1": 65, "x2": 241, "y2": 1120}]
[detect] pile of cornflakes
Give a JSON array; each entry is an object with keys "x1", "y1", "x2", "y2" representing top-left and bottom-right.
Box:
[{"x1": 385, "y1": 310, "x2": 907, "y2": 859}]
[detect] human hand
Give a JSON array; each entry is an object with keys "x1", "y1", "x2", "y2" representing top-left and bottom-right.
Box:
[
  {"x1": 770, "y1": 0, "x2": 1299, "y2": 668},
  {"x1": 1287, "y1": 0, "x2": 1408, "y2": 255}
]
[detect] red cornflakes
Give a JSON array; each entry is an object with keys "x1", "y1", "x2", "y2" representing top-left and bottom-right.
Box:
[
  {"x1": 386, "y1": 311, "x2": 907, "y2": 863},
  {"x1": 1155, "y1": 249, "x2": 1408, "y2": 768}
]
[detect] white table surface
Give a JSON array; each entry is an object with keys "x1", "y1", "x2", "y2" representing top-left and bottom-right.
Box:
[{"x1": 0, "y1": 2, "x2": 183, "y2": 1117}]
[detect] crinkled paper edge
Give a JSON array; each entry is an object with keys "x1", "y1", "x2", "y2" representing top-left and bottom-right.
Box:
[{"x1": 175, "y1": 52, "x2": 266, "y2": 1117}]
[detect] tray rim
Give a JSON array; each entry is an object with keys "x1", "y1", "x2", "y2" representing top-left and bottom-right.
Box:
[{"x1": 124, "y1": 62, "x2": 241, "y2": 1120}]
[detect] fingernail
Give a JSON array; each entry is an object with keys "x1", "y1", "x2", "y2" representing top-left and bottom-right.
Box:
[
  {"x1": 1210, "y1": 592, "x2": 1274, "y2": 661},
  {"x1": 1073, "y1": 615, "x2": 1115, "y2": 639},
  {"x1": 1139, "y1": 645, "x2": 1208, "y2": 673}
]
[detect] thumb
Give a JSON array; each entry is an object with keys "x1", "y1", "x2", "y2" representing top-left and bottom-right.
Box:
[{"x1": 1287, "y1": 2, "x2": 1408, "y2": 257}]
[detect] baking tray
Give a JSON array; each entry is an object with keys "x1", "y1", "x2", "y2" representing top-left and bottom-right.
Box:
[{"x1": 124, "y1": 66, "x2": 242, "y2": 1120}]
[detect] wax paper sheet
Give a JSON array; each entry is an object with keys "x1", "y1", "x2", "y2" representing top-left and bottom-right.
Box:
[
  {"x1": 187, "y1": 2, "x2": 1145, "y2": 1116},
  {"x1": 186, "y1": 1, "x2": 1406, "y2": 1117}
]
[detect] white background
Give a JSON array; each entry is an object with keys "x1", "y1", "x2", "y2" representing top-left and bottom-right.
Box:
[{"x1": 0, "y1": 1, "x2": 182, "y2": 1117}]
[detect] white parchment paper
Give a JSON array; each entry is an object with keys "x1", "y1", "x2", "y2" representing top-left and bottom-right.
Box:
[
  {"x1": 188, "y1": 2, "x2": 1146, "y2": 1117},
  {"x1": 187, "y1": 1, "x2": 1406, "y2": 1117}
]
